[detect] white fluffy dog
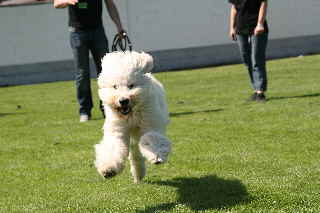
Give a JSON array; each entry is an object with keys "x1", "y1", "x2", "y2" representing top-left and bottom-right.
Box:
[{"x1": 94, "y1": 51, "x2": 171, "y2": 183}]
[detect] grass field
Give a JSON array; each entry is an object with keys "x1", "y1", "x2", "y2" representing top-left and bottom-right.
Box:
[{"x1": 1, "y1": 54, "x2": 320, "y2": 213}]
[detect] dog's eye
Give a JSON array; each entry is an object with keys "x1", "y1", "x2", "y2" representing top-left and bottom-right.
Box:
[
  {"x1": 113, "y1": 85, "x2": 118, "y2": 89},
  {"x1": 128, "y1": 84, "x2": 134, "y2": 89}
]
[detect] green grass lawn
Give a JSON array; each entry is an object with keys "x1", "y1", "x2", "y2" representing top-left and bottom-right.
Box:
[{"x1": 1, "y1": 54, "x2": 320, "y2": 213}]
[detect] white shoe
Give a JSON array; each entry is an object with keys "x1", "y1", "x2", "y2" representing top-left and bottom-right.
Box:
[{"x1": 80, "y1": 114, "x2": 90, "y2": 123}]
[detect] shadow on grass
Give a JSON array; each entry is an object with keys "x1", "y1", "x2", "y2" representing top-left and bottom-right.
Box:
[
  {"x1": 0, "y1": 112, "x2": 25, "y2": 117},
  {"x1": 137, "y1": 175, "x2": 251, "y2": 213},
  {"x1": 170, "y1": 109, "x2": 223, "y2": 117},
  {"x1": 268, "y1": 93, "x2": 320, "y2": 101}
]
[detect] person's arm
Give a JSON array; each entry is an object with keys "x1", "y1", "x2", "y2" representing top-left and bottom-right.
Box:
[
  {"x1": 104, "y1": 0, "x2": 124, "y2": 34},
  {"x1": 229, "y1": 4, "x2": 237, "y2": 41},
  {"x1": 53, "y1": 0, "x2": 77, "y2": 8},
  {"x1": 0, "y1": 0, "x2": 47, "y2": 6},
  {"x1": 254, "y1": 0, "x2": 268, "y2": 35}
]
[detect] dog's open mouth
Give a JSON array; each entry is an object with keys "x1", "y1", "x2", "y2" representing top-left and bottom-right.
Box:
[{"x1": 117, "y1": 106, "x2": 132, "y2": 115}]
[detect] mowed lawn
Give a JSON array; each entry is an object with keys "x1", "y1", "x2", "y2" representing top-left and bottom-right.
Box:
[{"x1": 1, "y1": 54, "x2": 320, "y2": 213}]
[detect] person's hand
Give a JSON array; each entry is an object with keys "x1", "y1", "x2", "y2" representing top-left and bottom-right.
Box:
[
  {"x1": 54, "y1": 0, "x2": 77, "y2": 8},
  {"x1": 229, "y1": 28, "x2": 237, "y2": 41},
  {"x1": 254, "y1": 24, "x2": 265, "y2": 35}
]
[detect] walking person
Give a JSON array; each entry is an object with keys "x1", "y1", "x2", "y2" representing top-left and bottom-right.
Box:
[
  {"x1": 54, "y1": 0, "x2": 126, "y2": 122},
  {"x1": 229, "y1": 0, "x2": 269, "y2": 102}
]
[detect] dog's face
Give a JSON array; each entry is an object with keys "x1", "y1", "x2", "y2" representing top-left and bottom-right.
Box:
[
  {"x1": 98, "y1": 51, "x2": 153, "y2": 116},
  {"x1": 99, "y1": 70, "x2": 148, "y2": 116}
]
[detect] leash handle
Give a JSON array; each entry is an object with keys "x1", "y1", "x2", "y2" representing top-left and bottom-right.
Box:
[{"x1": 111, "y1": 32, "x2": 133, "y2": 52}]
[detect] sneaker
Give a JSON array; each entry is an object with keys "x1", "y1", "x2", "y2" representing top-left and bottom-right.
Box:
[
  {"x1": 256, "y1": 93, "x2": 266, "y2": 102},
  {"x1": 248, "y1": 92, "x2": 257, "y2": 101},
  {"x1": 80, "y1": 114, "x2": 91, "y2": 123}
]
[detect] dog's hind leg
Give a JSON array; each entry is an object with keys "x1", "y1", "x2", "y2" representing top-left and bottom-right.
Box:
[
  {"x1": 139, "y1": 131, "x2": 171, "y2": 165},
  {"x1": 129, "y1": 137, "x2": 146, "y2": 183}
]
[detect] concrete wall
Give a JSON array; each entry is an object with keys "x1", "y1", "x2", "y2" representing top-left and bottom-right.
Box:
[{"x1": 1, "y1": 0, "x2": 320, "y2": 86}]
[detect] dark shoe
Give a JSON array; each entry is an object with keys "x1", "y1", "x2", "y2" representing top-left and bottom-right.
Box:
[
  {"x1": 256, "y1": 93, "x2": 266, "y2": 102},
  {"x1": 248, "y1": 92, "x2": 257, "y2": 101}
]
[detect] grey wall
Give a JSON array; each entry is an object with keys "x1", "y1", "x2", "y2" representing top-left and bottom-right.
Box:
[{"x1": 1, "y1": 0, "x2": 320, "y2": 86}]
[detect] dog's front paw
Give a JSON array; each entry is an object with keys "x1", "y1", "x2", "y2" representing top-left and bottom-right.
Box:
[
  {"x1": 139, "y1": 131, "x2": 171, "y2": 164},
  {"x1": 96, "y1": 166, "x2": 120, "y2": 179},
  {"x1": 152, "y1": 156, "x2": 164, "y2": 165},
  {"x1": 102, "y1": 169, "x2": 117, "y2": 178},
  {"x1": 94, "y1": 141, "x2": 128, "y2": 179}
]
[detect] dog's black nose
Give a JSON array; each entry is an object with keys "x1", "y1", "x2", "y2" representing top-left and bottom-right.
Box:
[{"x1": 119, "y1": 98, "x2": 129, "y2": 106}]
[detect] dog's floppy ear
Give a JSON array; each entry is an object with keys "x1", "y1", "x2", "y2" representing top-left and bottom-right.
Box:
[{"x1": 138, "y1": 52, "x2": 154, "y2": 73}]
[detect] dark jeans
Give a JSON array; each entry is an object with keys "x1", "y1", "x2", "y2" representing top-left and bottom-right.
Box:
[
  {"x1": 236, "y1": 32, "x2": 268, "y2": 92},
  {"x1": 70, "y1": 26, "x2": 109, "y2": 116}
]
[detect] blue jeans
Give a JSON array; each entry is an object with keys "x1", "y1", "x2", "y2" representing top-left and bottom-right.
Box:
[
  {"x1": 236, "y1": 32, "x2": 268, "y2": 92},
  {"x1": 70, "y1": 26, "x2": 109, "y2": 116}
]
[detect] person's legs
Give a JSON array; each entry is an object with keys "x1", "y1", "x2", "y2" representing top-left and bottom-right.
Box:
[
  {"x1": 237, "y1": 34, "x2": 254, "y2": 89},
  {"x1": 90, "y1": 26, "x2": 109, "y2": 75},
  {"x1": 70, "y1": 30, "x2": 93, "y2": 117},
  {"x1": 251, "y1": 32, "x2": 268, "y2": 93},
  {"x1": 89, "y1": 26, "x2": 109, "y2": 117}
]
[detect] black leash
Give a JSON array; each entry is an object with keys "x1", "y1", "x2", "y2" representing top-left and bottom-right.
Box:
[{"x1": 111, "y1": 32, "x2": 133, "y2": 52}]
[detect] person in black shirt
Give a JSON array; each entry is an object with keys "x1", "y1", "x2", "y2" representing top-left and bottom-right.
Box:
[
  {"x1": 229, "y1": 0, "x2": 269, "y2": 102},
  {"x1": 54, "y1": 0, "x2": 125, "y2": 122}
]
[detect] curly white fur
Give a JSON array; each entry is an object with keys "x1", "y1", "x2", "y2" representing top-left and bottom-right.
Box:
[{"x1": 94, "y1": 51, "x2": 171, "y2": 183}]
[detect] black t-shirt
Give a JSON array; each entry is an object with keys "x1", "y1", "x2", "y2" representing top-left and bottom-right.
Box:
[
  {"x1": 68, "y1": 0, "x2": 103, "y2": 30},
  {"x1": 229, "y1": 0, "x2": 268, "y2": 34}
]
